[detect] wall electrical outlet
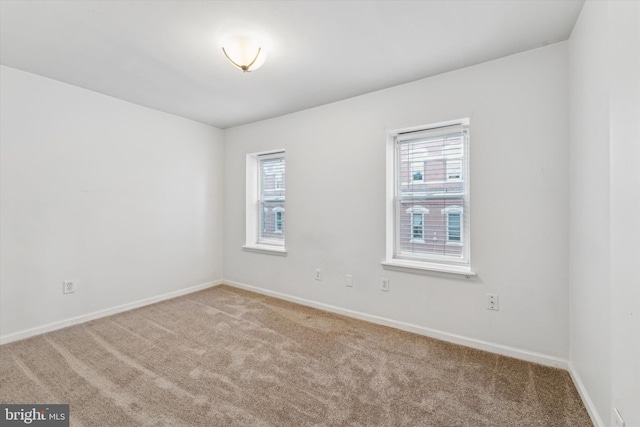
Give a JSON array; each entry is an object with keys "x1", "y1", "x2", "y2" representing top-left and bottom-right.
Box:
[
  {"x1": 346, "y1": 274, "x2": 353, "y2": 287},
  {"x1": 381, "y1": 278, "x2": 389, "y2": 292},
  {"x1": 486, "y1": 293, "x2": 498, "y2": 311},
  {"x1": 63, "y1": 280, "x2": 76, "y2": 294},
  {"x1": 314, "y1": 268, "x2": 322, "y2": 281}
]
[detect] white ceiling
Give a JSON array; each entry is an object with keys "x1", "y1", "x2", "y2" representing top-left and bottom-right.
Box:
[{"x1": 0, "y1": 0, "x2": 584, "y2": 129}]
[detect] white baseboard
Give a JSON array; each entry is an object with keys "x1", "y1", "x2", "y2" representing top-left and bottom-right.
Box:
[
  {"x1": 223, "y1": 279, "x2": 569, "y2": 370},
  {"x1": 2, "y1": 277, "x2": 598, "y2": 423},
  {"x1": 0, "y1": 280, "x2": 222, "y2": 345},
  {"x1": 568, "y1": 362, "x2": 605, "y2": 427}
]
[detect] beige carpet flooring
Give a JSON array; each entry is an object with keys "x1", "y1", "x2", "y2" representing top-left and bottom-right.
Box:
[{"x1": 1, "y1": 285, "x2": 591, "y2": 426}]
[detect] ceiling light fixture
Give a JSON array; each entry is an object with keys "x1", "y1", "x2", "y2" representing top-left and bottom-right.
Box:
[{"x1": 222, "y1": 36, "x2": 267, "y2": 73}]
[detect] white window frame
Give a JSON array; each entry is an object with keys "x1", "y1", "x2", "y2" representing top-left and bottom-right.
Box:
[
  {"x1": 243, "y1": 150, "x2": 287, "y2": 256},
  {"x1": 383, "y1": 118, "x2": 474, "y2": 277}
]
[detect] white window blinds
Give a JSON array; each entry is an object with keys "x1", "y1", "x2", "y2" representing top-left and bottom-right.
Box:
[
  {"x1": 395, "y1": 123, "x2": 469, "y2": 265},
  {"x1": 258, "y1": 153, "x2": 285, "y2": 245}
]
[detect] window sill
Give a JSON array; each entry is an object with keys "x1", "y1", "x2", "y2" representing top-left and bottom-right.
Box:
[
  {"x1": 242, "y1": 244, "x2": 288, "y2": 256},
  {"x1": 381, "y1": 259, "x2": 475, "y2": 278}
]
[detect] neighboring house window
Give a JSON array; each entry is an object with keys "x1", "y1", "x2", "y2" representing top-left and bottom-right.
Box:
[
  {"x1": 405, "y1": 206, "x2": 429, "y2": 243},
  {"x1": 446, "y1": 159, "x2": 462, "y2": 181},
  {"x1": 384, "y1": 119, "x2": 471, "y2": 274},
  {"x1": 411, "y1": 161, "x2": 424, "y2": 181},
  {"x1": 273, "y1": 207, "x2": 284, "y2": 233},
  {"x1": 244, "y1": 150, "x2": 286, "y2": 255},
  {"x1": 442, "y1": 206, "x2": 462, "y2": 244},
  {"x1": 412, "y1": 213, "x2": 423, "y2": 239},
  {"x1": 275, "y1": 173, "x2": 284, "y2": 189}
]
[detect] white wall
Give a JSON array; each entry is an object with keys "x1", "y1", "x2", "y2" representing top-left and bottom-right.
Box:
[
  {"x1": 568, "y1": 2, "x2": 611, "y2": 425},
  {"x1": 224, "y1": 43, "x2": 570, "y2": 363},
  {"x1": 0, "y1": 65, "x2": 225, "y2": 341},
  {"x1": 2, "y1": 6, "x2": 635, "y2": 423},
  {"x1": 569, "y1": 1, "x2": 640, "y2": 426},
  {"x1": 609, "y1": 1, "x2": 640, "y2": 425}
]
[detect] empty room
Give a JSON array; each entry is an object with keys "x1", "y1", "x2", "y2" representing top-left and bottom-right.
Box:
[{"x1": 0, "y1": 1, "x2": 638, "y2": 426}]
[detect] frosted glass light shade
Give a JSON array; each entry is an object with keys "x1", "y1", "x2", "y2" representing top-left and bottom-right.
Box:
[{"x1": 222, "y1": 36, "x2": 267, "y2": 72}]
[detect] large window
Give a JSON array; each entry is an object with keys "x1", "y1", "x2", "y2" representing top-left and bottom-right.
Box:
[
  {"x1": 384, "y1": 119, "x2": 472, "y2": 275},
  {"x1": 244, "y1": 150, "x2": 286, "y2": 255}
]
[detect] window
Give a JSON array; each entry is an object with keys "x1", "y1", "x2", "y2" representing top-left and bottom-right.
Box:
[
  {"x1": 446, "y1": 159, "x2": 462, "y2": 181},
  {"x1": 442, "y1": 206, "x2": 462, "y2": 244},
  {"x1": 412, "y1": 213, "x2": 423, "y2": 239},
  {"x1": 275, "y1": 173, "x2": 284, "y2": 189},
  {"x1": 411, "y1": 161, "x2": 424, "y2": 181},
  {"x1": 244, "y1": 150, "x2": 287, "y2": 255},
  {"x1": 384, "y1": 119, "x2": 472, "y2": 275},
  {"x1": 262, "y1": 207, "x2": 267, "y2": 233},
  {"x1": 273, "y1": 207, "x2": 284, "y2": 233},
  {"x1": 405, "y1": 206, "x2": 429, "y2": 243}
]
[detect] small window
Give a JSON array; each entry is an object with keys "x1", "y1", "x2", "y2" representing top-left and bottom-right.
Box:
[
  {"x1": 275, "y1": 174, "x2": 284, "y2": 189},
  {"x1": 411, "y1": 161, "x2": 424, "y2": 181},
  {"x1": 412, "y1": 213, "x2": 423, "y2": 239},
  {"x1": 273, "y1": 207, "x2": 284, "y2": 233},
  {"x1": 442, "y1": 206, "x2": 462, "y2": 244},
  {"x1": 405, "y1": 206, "x2": 429, "y2": 244},
  {"x1": 244, "y1": 150, "x2": 286, "y2": 255},
  {"x1": 446, "y1": 159, "x2": 462, "y2": 181}
]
